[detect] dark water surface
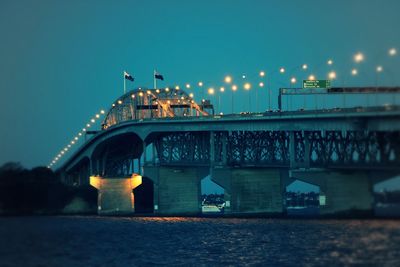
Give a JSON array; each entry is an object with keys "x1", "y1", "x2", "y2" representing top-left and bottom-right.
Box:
[{"x1": 0, "y1": 216, "x2": 399, "y2": 266}]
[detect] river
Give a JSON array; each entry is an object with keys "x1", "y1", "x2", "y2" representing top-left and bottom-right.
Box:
[{"x1": 0, "y1": 216, "x2": 399, "y2": 266}]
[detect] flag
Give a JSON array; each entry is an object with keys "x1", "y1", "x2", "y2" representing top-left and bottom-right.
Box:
[
  {"x1": 154, "y1": 72, "x2": 164, "y2": 80},
  {"x1": 124, "y1": 71, "x2": 134, "y2": 81}
]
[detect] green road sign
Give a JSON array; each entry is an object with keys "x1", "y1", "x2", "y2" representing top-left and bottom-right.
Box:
[{"x1": 303, "y1": 80, "x2": 331, "y2": 89}]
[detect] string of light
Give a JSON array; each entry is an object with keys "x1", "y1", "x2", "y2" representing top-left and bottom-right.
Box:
[
  {"x1": 47, "y1": 109, "x2": 106, "y2": 169},
  {"x1": 47, "y1": 48, "x2": 397, "y2": 168},
  {"x1": 165, "y1": 48, "x2": 397, "y2": 100}
]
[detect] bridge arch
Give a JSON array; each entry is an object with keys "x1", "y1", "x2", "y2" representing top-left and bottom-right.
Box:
[
  {"x1": 91, "y1": 132, "x2": 143, "y2": 177},
  {"x1": 102, "y1": 87, "x2": 213, "y2": 129},
  {"x1": 65, "y1": 156, "x2": 91, "y2": 186}
]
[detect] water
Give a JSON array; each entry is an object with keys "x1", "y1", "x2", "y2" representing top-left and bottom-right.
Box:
[{"x1": 1, "y1": 216, "x2": 400, "y2": 266}]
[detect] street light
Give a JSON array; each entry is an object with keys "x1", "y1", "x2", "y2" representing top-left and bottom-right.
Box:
[
  {"x1": 327, "y1": 59, "x2": 333, "y2": 65},
  {"x1": 259, "y1": 71, "x2": 265, "y2": 77},
  {"x1": 290, "y1": 77, "x2": 297, "y2": 85},
  {"x1": 351, "y1": 69, "x2": 358, "y2": 76},
  {"x1": 224, "y1": 76, "x2": 232, "y2": 83},
  {"x1": 302, "y1": 64, "x2": 308, "y2": 70},
  {"x1": 389, "y1": 48, "x2": 397, "y2": 56},
  {"x1": 308, "y1": 74, "x2": 316, "y2": 81},
  {"x1": 376, "y1": 65, "x2": 383, "y2": 72},
  {"x1": 354, "y1": 52, "x2": 364, "y2": 63},
  {"x1": 186, "y1": 83, "x2": 191, "y2": 89},
  {"x1": 279, "y1": 67, "x2": 285, "y2": 73},
  {"x1": 328, "y1": 71, "x2": 337, "y2": 80}
]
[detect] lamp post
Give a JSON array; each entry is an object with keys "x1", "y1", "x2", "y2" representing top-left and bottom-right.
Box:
[
  {"x1": 289, "y1": 77, "x2": 297, "y2": 111},
  {"x1": 244, "y1": 82, "x2": 251, "y2": 112},
  {"x1": 389, "y1": 48, "x2": 397, "y2": 104},
  {"x1": 219, "y1": 87, "x2": 225, "y2": 114},
  {"x1": 257, "y1": 71, "x2": 265, "y2": 112},
  {"x1": 198, "y1": 81, "x2": 204, "y2": 102},
  {"x1": 327, "y1": 71, "x2": 337, "y2": 109},
  {"x1": 376, "y1": 65, "x2": 383, "y2": 106},
  {"x1": 345, "y1": 68, "x2": 358, "y2": 107},
  {"x1": 307, "y1": 74, "x2": 318, "y2": 110},
  {"x1": 208, "y1": 87, "x2": 215, "y2": 107},
  {"x1": 224, "y1": 75, "x2": 232, "y2": 113},
  {"x1": 231, "y1": 84, "x2": 237, "y2": 114},
  {"x1": 286, "y1": 63, "x2": 308, "y2": 110},
  {"x1": 267, "y1": 67, "x2": 285, "y2": 111}
]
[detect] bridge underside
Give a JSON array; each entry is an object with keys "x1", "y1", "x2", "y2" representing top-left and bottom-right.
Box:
[{"x1": 63, "y1": 116, "x2": 400, "y2": 216}]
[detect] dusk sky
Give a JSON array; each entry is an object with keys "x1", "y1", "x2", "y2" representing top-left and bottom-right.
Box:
[{"x1": 0, "y1": 0, "x2": 399, "y2": 169}]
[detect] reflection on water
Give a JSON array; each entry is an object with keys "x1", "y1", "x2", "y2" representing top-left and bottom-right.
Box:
[{"x1": 1, "y1": 216, "x2": 400, "y2": 266}]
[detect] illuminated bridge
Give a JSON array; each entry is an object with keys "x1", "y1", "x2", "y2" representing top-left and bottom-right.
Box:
[
  {"x1": 102, "y1": 87, "x2": 214, "y2": 129},
  {"x1": 58, "y1": 87, "x2": 400, "y2": 216}
]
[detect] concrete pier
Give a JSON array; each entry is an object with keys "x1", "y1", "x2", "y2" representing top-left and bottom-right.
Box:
[
  {"x1": 90, "y1": 175, "x2": 142, "y2": 215},
  {"x1": 291, "y1": 169, "x2": 373, "y2": 215},
  {"x1": 144, "y1": 166, "x2": 206, "y2": 215},
  {"x1": 213, "y1": 167, "x2": 283, "y2": 215}
]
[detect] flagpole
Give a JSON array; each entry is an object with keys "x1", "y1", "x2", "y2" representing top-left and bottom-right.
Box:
[
  {"x1": 154, "y1": 69, "x2": 157, "y2": 89},
  {"x1": 124, "y1": 72, "x2": 126, "y2": 94}
]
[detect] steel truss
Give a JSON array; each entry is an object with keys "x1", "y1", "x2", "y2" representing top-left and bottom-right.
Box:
[
  {"x1": 154, "y1": 130, "x2": 400, "y2": 169},
  {"x1": 154, "y1": 132, "x2": 210, "y2": 165},
  {"x1": 68, "y1": 130, "x2": 400, "y2": 183}
]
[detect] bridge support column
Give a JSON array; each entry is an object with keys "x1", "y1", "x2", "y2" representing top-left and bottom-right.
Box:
[
  {"x1": 291, "y1": 169, "x2": 374, "y2": 216},
  {"x1": 213, "y1": 167, "x2": 284, "y2": 215},
  {"x1": 90, "y1": 175, "x2": 142, "y2": 215},
  {"x1": 143, "y1": 166, "x2": 204, "y2": 215}
]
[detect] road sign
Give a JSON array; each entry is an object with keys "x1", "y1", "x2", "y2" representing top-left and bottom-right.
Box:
[{"x1": 303, "y1": 80, "x2": 331, "y2": 89}]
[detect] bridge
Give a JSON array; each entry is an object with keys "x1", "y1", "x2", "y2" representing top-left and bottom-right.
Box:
[{"x1": 58, "y1": 86, "x2": 400, "y2": 216}]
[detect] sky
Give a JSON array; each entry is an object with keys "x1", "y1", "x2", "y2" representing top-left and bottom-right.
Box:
[{"x1": 1, "y1": 0, "x2": 400, "y2": 178}]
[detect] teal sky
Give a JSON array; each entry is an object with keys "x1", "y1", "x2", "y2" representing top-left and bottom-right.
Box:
[{"x1": 0, "y1": 0, "x2": 399, "y2": 169}]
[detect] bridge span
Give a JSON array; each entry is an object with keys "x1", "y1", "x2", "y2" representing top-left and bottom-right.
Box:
[{"x1": 58, "y1": 88, "x2": 400, "y2": 216}]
